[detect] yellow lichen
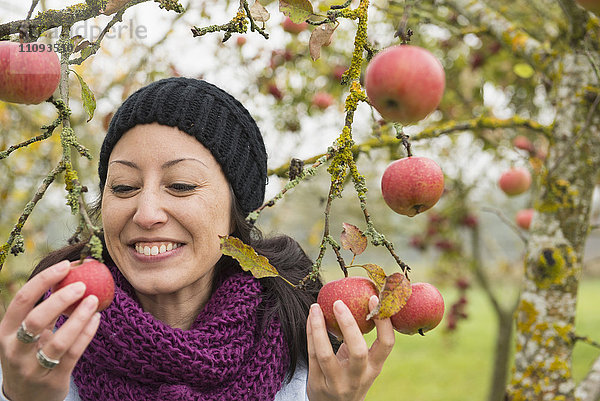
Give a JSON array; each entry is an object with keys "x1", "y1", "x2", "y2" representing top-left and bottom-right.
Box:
[{"x1": 516, "y1": 299, "x2": 538, "y2": 332}]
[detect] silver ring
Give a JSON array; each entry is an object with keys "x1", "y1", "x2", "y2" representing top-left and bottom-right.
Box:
[
  {"x1": 36, "y1": 349, "x2": 60, "y2": 369},
  {"x1": 16, "y1": 321, "x2": 40, "y2": 344}
]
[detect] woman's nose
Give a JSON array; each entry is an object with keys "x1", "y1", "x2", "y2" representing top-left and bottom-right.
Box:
[{"x1": 131, "y1": 189, "x2": 168, "y2": 229}]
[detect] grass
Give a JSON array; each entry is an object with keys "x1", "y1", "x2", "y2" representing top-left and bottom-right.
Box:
[{"x1": 362, "y1": 279, "x2": 600, "y2": 401}]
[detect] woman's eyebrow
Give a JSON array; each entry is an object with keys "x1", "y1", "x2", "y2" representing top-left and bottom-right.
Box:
[
  {"x1": 108, "y1": 158, "x2": 208, "y2": 169},
  {"x1": 162, "y1": 158, "x2": 208, "y2": 169}
]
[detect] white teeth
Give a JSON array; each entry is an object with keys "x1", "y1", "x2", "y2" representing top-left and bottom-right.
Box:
[{"x1": 135, "y1": 242, "x2": 180, "y2": 256}]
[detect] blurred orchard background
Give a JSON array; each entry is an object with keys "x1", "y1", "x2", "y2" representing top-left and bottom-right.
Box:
[{"x1": 1, "y1": 0, "x2": 599, "y2": 400}]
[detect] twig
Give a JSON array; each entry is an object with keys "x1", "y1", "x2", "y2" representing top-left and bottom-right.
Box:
[
  {"x1": 571, "y1": 333, "x2": 600, "y2": 349},
  {"x1": 0, "y1": 0, "x2": 141, "y2": 39},
  {"x1": 0, "y1": 98, "x2": 68, "y2": 160},
  {"x1": 248, "y1": 153, "x2": 331, "y2": 223},
  {"x1": 482, "y1": 206, "x2": 529, "y2": 244},
  {"x1": 240, "y1": 0, "x2": 269, "y2": 39},
  {"x1": 0, "y1": 163, "x2": 67, "y2": 270},
  {"x1": 69, "y1": 2, "x2": 141, "y2": 65}
]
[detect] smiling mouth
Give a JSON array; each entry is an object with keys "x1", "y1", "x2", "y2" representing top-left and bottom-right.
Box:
[{"x1": 133, "y1": 242, "x2": 183, "y2": 256}]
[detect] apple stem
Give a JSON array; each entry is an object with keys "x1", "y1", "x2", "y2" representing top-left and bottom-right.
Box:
[
  {"x1": 394, "y1": 124, "x2": 412, "y2": 157},
  {"x1": 418, "y1": 328, "x2": 425, "y2": 336}
]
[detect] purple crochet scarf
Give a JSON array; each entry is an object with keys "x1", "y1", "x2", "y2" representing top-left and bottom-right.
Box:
[{"x1": 56, "y1": 265, "x2": 289, "y2": 401}]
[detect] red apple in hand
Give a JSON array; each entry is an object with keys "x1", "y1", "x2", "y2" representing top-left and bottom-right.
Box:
[
  {"x1": 317, "y1": 277, "x2": 378, "y2": 339},
  {"x1": 516, "y1": 208, "x2": 534, "y2": 230},
  {"x1": 498, "y1": 167, "x2": 532, "y2": 196},
  {"x1": 365, "y1": 45, "x2": 445, "y2": 125},
  {"x1": 381, "y1": 156, "x2": 445, "y2": 217},
  {"x1": 55, "y1": 259, "x2": 115, "y2": 316},
  {"x1": 576, "y1": 0, "x2": 600, "y2": 15},
  {"x1": 0, "y1": 41, "x2": 61, "y2": 104},
  {"x1": 391, "y1": 282, "x2": 444, "y2": 335}
]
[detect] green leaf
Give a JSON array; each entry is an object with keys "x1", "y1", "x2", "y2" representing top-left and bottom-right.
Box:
[
  {"x1": 220, "y1": 235, "x2": 281, "y2": 279},
  {"x1": 279, "y1": 0, "x2": 314, "y2": 23},
  {"x1": 71, "y1": 70, "x2": 96, "y2": 122},
  {"x1": 367, "y1": 272, "x2": 412, "y2": 320},
  {"x1": 513, "y1": 63, "x2": 534, "y2": 79}
]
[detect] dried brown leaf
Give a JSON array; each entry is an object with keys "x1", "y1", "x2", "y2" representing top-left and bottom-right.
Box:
[
  {"x1": 341, "y1": 223, "x2": 367, "y2": 256},
  {"x1": 309, "y1": 22, "x2": 336, "y2": 61},
  {"x1": 249, "y1": 1, "x2": 270, "y2": 23},
  {"x1": 367, "y1": 273, "x2": 412, "y2": 320}
]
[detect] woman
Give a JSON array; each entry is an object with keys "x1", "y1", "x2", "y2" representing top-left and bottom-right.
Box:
[{"x1": 0, "y1": 77, "x2": 395, "y2": 401}]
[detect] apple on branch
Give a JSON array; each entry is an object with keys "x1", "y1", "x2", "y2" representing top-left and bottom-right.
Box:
[
  {"x1": 498, "y1": 167, "x2": 532, "y2": 196},
  {"x1": 381, "y1": 156, "x2": 445, "y2": 217},
  {"x1": 391, "y1": 282, "x2": 445, "y2": 336},
  {"x1": 0, "y1": 41, "x2": 61, "y2": 104},
  {"x1": 311, "y1": 91, "x2": 334, "y2": 110},
  {"x1": 516, "y1": 208, "x2": 534, "y2": 230},
  {"x1": 365, "y1": 45, "x2": 445, "y2": 125},
  {"x1": 317, "y1": 276, "x2": 378, "y2": 339},
  {"x1": 282, "y1": 17, "x2": 308, "y2": 34}
]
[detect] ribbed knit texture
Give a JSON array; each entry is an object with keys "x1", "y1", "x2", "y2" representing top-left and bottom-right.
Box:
[
  {"x1": 98, "y1": 77, "x2": 268, "y2": 215},
  {"x1": 55, "y1": 266, "x2": 289, "y2": 401}
]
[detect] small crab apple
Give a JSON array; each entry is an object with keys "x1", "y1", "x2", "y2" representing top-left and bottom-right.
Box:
[
  {"x1": 576, "y1": 0, "x2": 600, "y2": 15},
  {"x1": 317, "y1": 276, "x2": 378, "y2": 339},
  {"x1": 391, "y1": 282, "x2": 445, "y2": 335},
  {"x1": 364, "y1": 45, "x2": 445, "y2": 125},
  {"x1": 512, "y1": 135, "x2": 535, "y2": 153},
  {"x1": 55, "y1": 259, "x2": 115, "y2": 316},
  {"x1": 498, "y1": 167, "x2": 532, "y2": 196},
  {"x1": 282, "y1": 17, "x2": 308, "y2": 34},
  {"x1": 311, "y1": 92, "x2": 334, "y2": 110},
  {"x1": 516, "y1": 208, "x2": 534, "y2": 230},
  {"x1": 381, "y1": 156, "x2": 445, "y2": 217},
  {"x1": 0, "y1": 41, "x2": 60, "y2": 104}
]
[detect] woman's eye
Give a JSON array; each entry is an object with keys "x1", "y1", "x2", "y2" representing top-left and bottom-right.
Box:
[
  {"x1": 169, "y1": 183, "x2": 198, "y2": 192},
  {"x1": 110, "y1": 185, "x2": 137, "y2": 194}
]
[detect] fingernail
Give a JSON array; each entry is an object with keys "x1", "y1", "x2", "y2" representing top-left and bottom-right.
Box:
[
  {"x1": 69, "y1": 281, "x2": 86, "y2": 295},
  {"x1": 83, "y1": 295, "x2": 98, "y2": 311},
  {"x1": 310, "y1": 303, "x2": 322, "y2": 317},
  {"x1": 55, "y1": 260, "x2": 70, "y2": 273},
  {"x1": 333, "y1": 300, "x2": 347, "y2": 314}
]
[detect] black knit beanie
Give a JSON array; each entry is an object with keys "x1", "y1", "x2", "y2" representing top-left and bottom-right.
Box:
[{"x1": 98, "y1": 77, "x2": 268, "y2": 215}]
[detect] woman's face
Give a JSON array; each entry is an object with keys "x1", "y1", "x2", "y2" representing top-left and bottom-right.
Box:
[{"x1": 101, "y1": 123, "x2": 232, "y2": 298}]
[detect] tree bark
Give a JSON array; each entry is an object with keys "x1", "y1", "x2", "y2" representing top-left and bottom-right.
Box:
[
  {"x1": 506, "y1": 50, "x2": 600, "y2": 400},
  {"x1": 576, "y1": 355, "x2": 600, "y2": 401},
  {"x1": 489, "y1": 310, "x2": 514, "y2": 401}
]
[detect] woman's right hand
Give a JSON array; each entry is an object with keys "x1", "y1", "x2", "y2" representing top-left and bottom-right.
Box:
[{"x1": 0, "y1": 260, "x2": 101, "y2": 401}]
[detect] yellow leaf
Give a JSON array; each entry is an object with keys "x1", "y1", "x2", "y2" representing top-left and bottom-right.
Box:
[
  {"x1": 359, "y1": 263, "x2": 386, "y2": 290},
  {"x1": 220, "y1": 235, "x2": 281, "y2": 279},
  {"x1": 367, "y1": 273, "x2": 412, "y2": 320}
]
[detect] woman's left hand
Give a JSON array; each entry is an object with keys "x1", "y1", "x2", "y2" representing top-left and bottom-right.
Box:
[{"x1": 306, "y1": 295, "x2": 395, "y2": 401}]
